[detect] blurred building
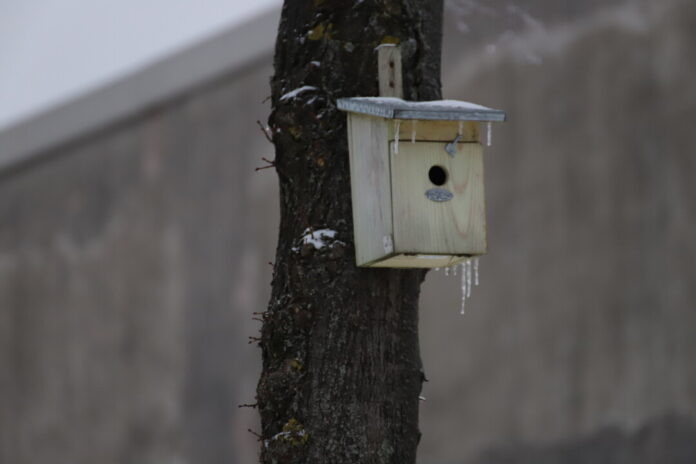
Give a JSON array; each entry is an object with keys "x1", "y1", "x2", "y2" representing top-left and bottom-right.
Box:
[{"x1": 0, "y1": 1, "x2": 695, "y2": 463}]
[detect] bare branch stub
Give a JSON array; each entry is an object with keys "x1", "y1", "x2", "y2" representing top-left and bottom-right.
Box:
[
  {"x1": 256, "y1": 119, "x2": 274, "y2": 143},
  {"x1": 255, "y1": 157, "x2": 276, "y2": 172}
]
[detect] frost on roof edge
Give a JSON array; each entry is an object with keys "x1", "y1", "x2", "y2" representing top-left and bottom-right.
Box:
[{"x1": 337, "y1": 97, "x2": 506, "y2": 122}]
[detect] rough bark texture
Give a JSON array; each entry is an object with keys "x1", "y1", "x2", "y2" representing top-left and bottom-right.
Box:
[{"x1": 257, "y1": 1, "x2": 443, "y2": 463}]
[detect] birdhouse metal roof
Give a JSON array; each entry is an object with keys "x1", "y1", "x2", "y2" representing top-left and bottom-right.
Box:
[{"x1": 337, "y1": 97, "x2": 506, "y2": 122}]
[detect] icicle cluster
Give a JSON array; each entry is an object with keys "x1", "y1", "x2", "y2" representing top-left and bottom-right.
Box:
[{"x1": 454, "y1": 257, "x2": 480, "y2": 314}]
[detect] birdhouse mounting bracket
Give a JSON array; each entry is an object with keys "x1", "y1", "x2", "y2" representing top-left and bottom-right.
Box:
[{"x1": 444, "y1": 134, "x2": 462, "y2": 157}]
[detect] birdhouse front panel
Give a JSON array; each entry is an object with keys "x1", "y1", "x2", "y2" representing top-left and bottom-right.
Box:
[{"x1": 390, "y1": 141, "x2": 486, "y2": 256}]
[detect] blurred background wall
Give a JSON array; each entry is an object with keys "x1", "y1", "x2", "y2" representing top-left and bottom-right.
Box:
[{"x1": 0, "y1": 1, "x2": 694, "y2": 463}]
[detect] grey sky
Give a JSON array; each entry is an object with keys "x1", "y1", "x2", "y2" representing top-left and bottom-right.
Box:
[{"x1": 0, "y1": 0, "x2": 280, "y2": 130}]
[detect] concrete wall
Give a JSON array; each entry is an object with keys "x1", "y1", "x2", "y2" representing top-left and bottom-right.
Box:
[
  {"x1": 420, "y1": 0, "x2": 696, "y2": 462},
  {"x1": 1, "y1": 1, "x2": 695, "y2": 463},
  {"x1": 0, "y1": 62, "x2": 278, "y2": 463}
]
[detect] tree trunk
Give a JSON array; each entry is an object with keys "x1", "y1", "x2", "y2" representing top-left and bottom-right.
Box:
[{"x1": 257, "y1": 2, "x2": 443, "y2": 463}]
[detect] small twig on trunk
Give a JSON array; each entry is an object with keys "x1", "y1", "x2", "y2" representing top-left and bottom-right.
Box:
[
  {"x1": 257, "y1": 120, "x2": 274, "y2": 143},
  {"x1": 247, "y1": 429, "x2": 263, "y2": 441},
  {"x1": 255, "y1": 157, "x2": 276, "y2": 172}
]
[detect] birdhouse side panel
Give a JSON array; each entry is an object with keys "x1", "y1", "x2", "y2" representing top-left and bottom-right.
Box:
[
  {"x1": 347, "y1": 114, "x2": 394, "y2": 266},
  {"x1": 391, "y1": 141, "x2": 486, "y2": 255}
]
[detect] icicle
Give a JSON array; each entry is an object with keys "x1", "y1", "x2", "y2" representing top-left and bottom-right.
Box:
[
  {"x1": 486, "y1": 121, "x2": 492, "y2": 147},
  {"x1": 411, "y1": 120, "x2": 417, "y2": 143},
  {"x1": 466, "y1": 259, "x2": 472, "y2": 298},
  {"x1": 444, "y1": 266, "x2": 449, "y2": 277},
  {"x1": 394, "y1": 121, "x2": 401, "y2": 154},
  {"x1": 453, "y1": 264, "x2": 458, "y2": 276},
  {"x1": 460, "y1": 267, "x2": 467, "y2": 315},
  {"x1": 457, "y1": 258, "x2": 481, "y2": 315},
  {"x1": 458, "y1": 120, "x2": 463, "y2": 136}
]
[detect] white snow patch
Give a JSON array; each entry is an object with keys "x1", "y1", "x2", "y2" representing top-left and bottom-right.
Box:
[
  {"x1": 300, "y1": 228, "x2": 337, "y2": 249},
  {"x1": 355, "y1": 97, "x2": 494, "y2": 112},
  {"x1": 280, "y1": 85, "x2": 318, "y2": 101},
  {"x1": 264, "y1": 429, "x2": 308, "y2": 449},
  {"x1": 420, "y1": 99, "x2": 493, "y2": 111}
]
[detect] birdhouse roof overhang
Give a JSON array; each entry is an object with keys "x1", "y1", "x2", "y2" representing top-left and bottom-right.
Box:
[{"x1": 337, "y1": 97, "x2": 506, "y2": 122}]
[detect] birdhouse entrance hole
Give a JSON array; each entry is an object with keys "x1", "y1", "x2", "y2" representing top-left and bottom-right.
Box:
[{"x1": 428, "y1": 165, "x2": 447, "y2": 186}]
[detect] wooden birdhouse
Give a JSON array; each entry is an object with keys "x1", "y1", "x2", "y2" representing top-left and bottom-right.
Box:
[{"x1": 336, "y1": 47, "x2": 505, "y2": 268}]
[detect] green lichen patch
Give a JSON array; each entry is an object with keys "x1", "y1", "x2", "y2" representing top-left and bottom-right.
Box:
[
  {"x1": 308, "y1": 22, "x2": 333, "y2": 41},
  {"x1": 380, "y1": 35, "x2": 401, "y2": 45}
]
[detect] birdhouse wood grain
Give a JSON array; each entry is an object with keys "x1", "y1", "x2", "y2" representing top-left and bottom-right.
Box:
[{"x1": 337, "y1": 97, "x2": 505, "y2": 268}]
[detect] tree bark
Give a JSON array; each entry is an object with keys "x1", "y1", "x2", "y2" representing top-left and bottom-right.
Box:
[{"x1": 257, "y1": 2, "x2": 443, "y2": 463}]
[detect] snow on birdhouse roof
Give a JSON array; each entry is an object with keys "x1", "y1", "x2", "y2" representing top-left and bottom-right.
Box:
[{"x1": 337, "y1": 97, "x2": 506, "y2": 122}]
